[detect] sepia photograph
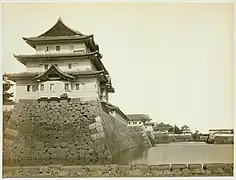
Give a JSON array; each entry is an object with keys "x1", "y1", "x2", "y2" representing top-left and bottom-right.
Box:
[{"x1": 2, "y1": 2, "x2": 234, "y2": 178}]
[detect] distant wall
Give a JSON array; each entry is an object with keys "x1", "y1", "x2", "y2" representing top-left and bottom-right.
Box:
[
  {"x1": 3, "y1": 99, "x2": 151, "y2": 166},
  {"x1": 3, "y1": 163, "x2": 233, "y2": 177}
]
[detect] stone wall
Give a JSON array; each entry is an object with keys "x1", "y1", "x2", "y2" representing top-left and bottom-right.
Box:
[
  {"x1": 3, "y1": 99, "x2": 151, "y2": 166},
  {"x1": 3, "y1": 163, "x2": 233, "y2": 177}
]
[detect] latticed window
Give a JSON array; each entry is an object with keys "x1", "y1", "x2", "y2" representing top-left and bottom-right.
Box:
[
  {"x1": 56, "y1": 46, "x2": 60, "y2": 51},
  {"x1": 68, "y1": 64, "x2": 72, "y2": 69},
  {"x1": 50, "y1": 84, "x2": 54, "y2": 91},
  {"x1": 65, "y1": 84, "x2": 69, "y2": 91},
  {"x1": 44, "y1": 64, "x2": 48, "y2": 70},
  {"x1": 32, "y1": 85, "x2": 38, "y2": 92},
  {"x1": 75, "y1": 84, "x2": 80, "y2": 90},
  {"x1": 27, "y1": 85, "x2": 31, "y2": 92},
  {"x1": 40, "y1": 84, "x2": 44, "y2": 91}
]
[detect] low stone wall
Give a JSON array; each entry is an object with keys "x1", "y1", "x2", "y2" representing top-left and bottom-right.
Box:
[
  {"x1": 3, "y1": 99, "x2": 150, "y2": 166},
  {"x1": 3, "y1": 163, "x2": 233, "y2": 177}
]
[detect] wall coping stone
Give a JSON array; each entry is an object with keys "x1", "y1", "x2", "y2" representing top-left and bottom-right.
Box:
[{"x1": 3, "y1": 163, "x2": 233, "y2": 177}]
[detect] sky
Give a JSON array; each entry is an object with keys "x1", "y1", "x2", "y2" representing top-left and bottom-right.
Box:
[{"x1": 2, "y1": 3, "x2": 234, "y2": 133}]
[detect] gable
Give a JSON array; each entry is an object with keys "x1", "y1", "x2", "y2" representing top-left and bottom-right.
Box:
[
  {"x1": 39, "y1": 18, "x2": 83, "y2": 37},
  {"x1": 33, "y1": 64, "x2": 75, "y2": 81}
]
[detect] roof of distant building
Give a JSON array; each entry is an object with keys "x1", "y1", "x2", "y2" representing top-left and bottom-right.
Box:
[
  {"x1": 102, "y1": 102, "x2": 129, "y2": 122},
  {"x1": 126, "y1": 114, "x2": 151, "y2": 122}
]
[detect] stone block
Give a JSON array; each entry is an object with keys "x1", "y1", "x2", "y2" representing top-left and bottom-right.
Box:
[
  {"x1": 118, "y1": 165, "x2": 132, "y2": 172},
  {"x1": 89, "y1": 123, "x2": 96, "y2": 130},
  {"x1": 163, "y1": 170, "x2": 172, "y2": 176},
  {"x1": 22, "y1": 166, "x2": 39, "y2": 175},
  {"x1": 84, "y1": 165, "x2": 105, "y2": 172},
  {"x1": 201, "y1": 169, "x2": 213, "y2": 176},
  {"x1": 150, "y1": 164, "x2": 170, "y2": 171},
  {"x1": 223, "y1": 165, "x2": 233, "y2": 173},
  {"x1": 171, "y1": 169, "x2": 182, "y2": 176},
  {"x1": 5, "y1": 128, "x2": 19, "y2": 138},
  {"x1": 191, "y1": 168, "x2": 202, "y2": 174},
  {"x1": 188, "y1": 164, "x2": 202, "y2": 170},
  {"x1": 212, "y1": 167, "x2": 224, "y2": 174},
  {"x1": 96, "y1": 125, "x2": 103, "y2": 133},
  {"x1": 95, "y1": 116, "x2": 102, "y2": 122},
  {"x1": 151, "y1": 170, "x2": 163, "y2": 176},
  {"x1": 132, "y1": 164, "x2": 150, "y2": 172},
  {"x1": 171, "y1": 164, "x2": 187, "y2": 170},
  {"x1": 58, "y1": 170, "x2": 70, "y2": 177},
  {"x1": 91, "y1": 134, "x2": 97, "y2": 141},
  {"x1": 182, "y1": 168, "x2": 192, "y2": 176},
  {"x1": 60, "y1": 142, "x2": 69, "y2": 148},
  {"x1": 129, "y1": 169, "x2": 144, "y2": 176},
  {"x1": 96, "y1": 131, "x2": 105, "y2": 139},
  {"x1": 203, "y1": 163, "x2": 226, "y2": 170},
  {"x1": 4, "y1": 139, "x2": 13, "y2": 149}
]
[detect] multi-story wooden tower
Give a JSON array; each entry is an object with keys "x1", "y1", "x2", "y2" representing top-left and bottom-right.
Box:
[{"x1": 7, "y1": 18, "x2": 114, "y2": 103}]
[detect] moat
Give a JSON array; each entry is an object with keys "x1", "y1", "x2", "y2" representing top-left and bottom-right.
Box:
[{"x1": 113, "y1": 142, "x2": 234, "y2": 165}]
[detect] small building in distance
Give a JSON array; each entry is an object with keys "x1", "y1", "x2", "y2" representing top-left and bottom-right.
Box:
[
  {"x1": 154, "y1": 122, "x2": 169, "y2": 134},
  {"x1": 181, "y1": 125, "x2": 191, "y2": 135},
  {"x1": 126, "y1": 114, "x2": 151, "y2": 127},
  {"x1": 101, "y1": 102, "x2": 129, "y2": 125},
  {"x1": 144, "y1": 121, "x2": 155, "y2": 132}
]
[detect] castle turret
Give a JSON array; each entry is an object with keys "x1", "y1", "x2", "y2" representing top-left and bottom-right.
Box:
[{"x1": 7, "y1": 18, "x2": 115, "y2": 103}]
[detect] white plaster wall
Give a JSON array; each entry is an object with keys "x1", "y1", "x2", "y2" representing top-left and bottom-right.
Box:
[
  {"x1": 127, "y1": 120, "x2": 144, "y2": 126},
  {"x1": 145, "y1": 125, "x2": 154, "y2": 132},
  {"x1": 15, "y1": 80, "x2": 38, "y2": 102},
  {"x1": 15, "y1": 77, "x2": 100, "y2": 102},
  {"x1": 26, "y1": 59, "x2": 97, "y2": 72},
  {"x1": 36, "y1": 43, "x2": 88, "y2": 54},
  {"x1": 110, "y1": 111, "x2": 128, "y2": 125}
]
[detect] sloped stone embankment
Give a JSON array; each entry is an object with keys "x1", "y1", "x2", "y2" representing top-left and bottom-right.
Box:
[{"x1": 3, "y1": 99, "x2": 151, "y2": 166}]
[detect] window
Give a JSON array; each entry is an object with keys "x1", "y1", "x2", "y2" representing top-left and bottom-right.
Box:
[
  {"x1": 40, "y1": 84, "x2": 44, "y2": 91},
  {"x1": 65, "y1": 84, "x2": 69, "y2": 91},
  {"x1": 68, "y1": 64, "x2": 72, "y2": 69},
  {"x1": 50, "y1": 84, "x2": 54, "y2": 91},
  {"x1": 139, "y1": 122, "x2": 142, "y2": 124},
  {"x1": 128, "y1": 122, "x2": 131, "y2": 124},
  {"x1": 32, "y1": 85, "x2": 37, "y2": 92},
  {"x1": 46, "y1": 46, "x2": 50, "y2": 52},
  {"x1": 69, "y1": 45, "x2": 74, "y2": 50},
  {"x1": 75, "y1": 84, "x2": 80, "y2": 90},
  {"x1": 80, "y1": 83, "x2": 85, "y2": 90},
  {"x1": 27, "y1": 85, "x2": 31, "y2": 92},
  {"x1": 44, "y1": 64, "x2": 48, "y2": 70},
  {"x1": 56, "y1": 46, "x2": 60, "y2": 51}
]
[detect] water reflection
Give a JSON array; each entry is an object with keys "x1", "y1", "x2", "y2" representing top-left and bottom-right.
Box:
[
  {"x1": 112, "y1": 148, "x2": 148, "y2": 165},
  {"x1": 113, "y1": 143, "x2": 234, "y2": 165}
]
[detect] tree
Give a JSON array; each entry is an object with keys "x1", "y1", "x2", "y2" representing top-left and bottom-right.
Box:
[
  {"x1": 192, "y1": 130, "x2": 200, "y2": 140},
  {"x1": 174, "y1": 125, "x2": 182, "y2": 134},
  {"x1": 3, "y1": 75, "x2": 13, "y2": 102},
  {"x1": 167, "y1": 125, "x2": 174, "y2": 133}
]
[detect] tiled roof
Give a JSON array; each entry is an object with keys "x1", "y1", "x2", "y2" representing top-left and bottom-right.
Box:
[
  {"x1": 22, "y1": 18, "x2": 98, "y2": 51},
  {"x1": 126, "y1": 114, "x2": 151, "y2": 121},
  {"x1": 33, "y1": 64, "x2": 75, "y2": 80},
  {"x1": 103, "y1": 102, "x2": 129, "y2": 121},
  {"x1": 13, "y1": 51, "x2": 101, "y2": 59}
]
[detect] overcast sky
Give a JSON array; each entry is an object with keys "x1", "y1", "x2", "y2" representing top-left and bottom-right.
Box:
[{"x1": 2, "y1": 3, "x2": 234, "y2": 133}]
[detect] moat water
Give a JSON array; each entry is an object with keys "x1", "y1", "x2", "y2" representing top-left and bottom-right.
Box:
[
  {"x1": 112, "y1": 142, "x2": 234, "y2": 165},
  {"x1": 4, "y1": 142, "x2": 234, "y2": 166}
]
